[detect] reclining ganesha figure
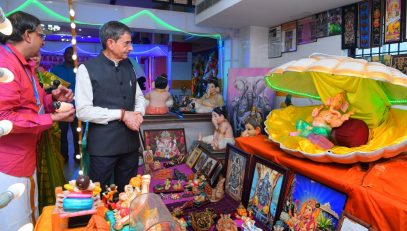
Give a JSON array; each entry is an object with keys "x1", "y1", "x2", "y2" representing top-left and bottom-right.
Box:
[{"x1": 290, "y1": 92, "x2": 354, "y2": 149}]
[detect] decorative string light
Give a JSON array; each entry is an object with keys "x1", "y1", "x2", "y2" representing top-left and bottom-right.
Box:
[{"x1": 68, "y1": 0, "x2": 83, "y2": 174}]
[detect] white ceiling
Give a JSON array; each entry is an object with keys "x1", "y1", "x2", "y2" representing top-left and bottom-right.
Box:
[
  {"x1": 196, "y1": 0, "x2": 361, "y2": 29},
  {"x1": 67, "y1": 0, "x2": 361, "y2": 29}
]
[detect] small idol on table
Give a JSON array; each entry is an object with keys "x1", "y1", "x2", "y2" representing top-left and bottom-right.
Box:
[
  {"x1": 144, "y1": 74, "x2": 173, "y2": 115},
  {"x1": 192, "y1": 79, "x2": 224, "y2": 113}
]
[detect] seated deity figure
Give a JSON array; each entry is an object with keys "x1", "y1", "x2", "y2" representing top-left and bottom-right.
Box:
[
  {"x1": 193, "y1": 79, "x2": 224, "y2": 113},
  {"x1": 145, "y1": 74, "x2": 173, "y2": 115},
  {"x1": 199, "y1": 106, "x2": 235, "y2": 150}
]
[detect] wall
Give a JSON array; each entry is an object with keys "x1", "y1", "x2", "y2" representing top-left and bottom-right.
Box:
[{"x1": 236, "y1": 25, "x2": 348, "y2": 69}]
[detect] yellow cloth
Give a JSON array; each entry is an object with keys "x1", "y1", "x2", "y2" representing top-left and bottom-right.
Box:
[{"x1": 265, "y1": 105, "x2": 407, "y2": 155}]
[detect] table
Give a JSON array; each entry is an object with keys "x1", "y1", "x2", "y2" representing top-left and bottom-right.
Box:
[{"x1": 235, "y1": 135, "x2": 407, "y2": 231}]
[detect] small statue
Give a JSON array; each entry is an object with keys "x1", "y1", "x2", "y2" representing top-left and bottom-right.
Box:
[
  {"x1": 172, "y1": 180, "x2": 183, "y2": 191},
  {"x1": 241, "y1": 216, "x2": 262, "y2": 231},
  {"x1": 143, "y1": 145, "x2": 154, "y2": 174},
  {"x1": 192, "y1": 79, "x2": 224, "y2": 113},
  {"x1": 209, "y1": 176, "x2": 225, "y2": 202},
  {"x1": 164, "y1": 178, "x2": 172, "y2": 191},
  {"x1": 200, "y1": 106, "x2": 235, "y2": 150},
  {"x1": 103, "y1": 184, "x2": 118, "y2": 203},
  {"x1": 290, "y1": 92, "x2": 354, "y2": 149},
  {"x1": 216, "y1": 214, "x2": 237, "y2": 231},
  {"x1": 240, "y1": 118, "x2": 262, "y2": 137},
  {"x1": 144, "y1": 74, "x2": 173, "y2": 114}
]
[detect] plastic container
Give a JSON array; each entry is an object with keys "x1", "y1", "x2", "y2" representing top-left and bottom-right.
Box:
[{"x1": 129, "y1": 193, "x2": 181, "y2": 231}]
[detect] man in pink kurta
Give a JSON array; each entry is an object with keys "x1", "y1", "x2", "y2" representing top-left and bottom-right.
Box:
[{"x1": 0, "y1": 11, "x2": 75, "y2": 230}]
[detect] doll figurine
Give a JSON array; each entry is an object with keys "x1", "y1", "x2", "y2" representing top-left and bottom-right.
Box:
[
  {"x1": 240, "y1": 118, "x2": 262, "y2": 137},
  {"x1": 193, "y1": 79, "x2": 224, "y2": 113},
  {"x1": 144, "y1": 74, "x2": 173, "y2": 114},
  {"x1": 200, "y1": 106, "x2": 235, "y2": 150}
]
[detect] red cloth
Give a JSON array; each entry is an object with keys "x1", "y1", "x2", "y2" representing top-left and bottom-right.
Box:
[
  {"x1": 0, "y1": 44, "x2": 53, "y2": 177},
  {"x1": 235, "y1": 135, "x2": 407, "y2": 231}
]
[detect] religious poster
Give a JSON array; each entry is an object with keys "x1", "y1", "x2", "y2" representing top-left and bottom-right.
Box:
[
  {"x1": 143, "y1": 128, "x2": 187, "y2": 161},
  {"x1": 371, "y1": 0, "x2": 382, "y2": 47},
  {"x1": 297, "y1": 16, "x2": 317, "y2": 45},
  {"x1": 277, "y1": 174, "x2": 347, "y2": 231},
  {"x1": 315, "y1": 11, "x2": 329, "y2": 38},
  {"x1": 227, "y1": 68, "x2": 275, "y2": 136},
  {"x1": 247, "y1": 156, "x2": 288, "y2": 229},
  {"x1": 328, "y1": 7, "x2": 342, "y2": 36},
  {"x1": 359, "y1": 1, "x2": 371, "y2": 48},
  {"x1": 268, "y1": 26, "x2": 282, "y2": 58},
  {"x1": 392, "y1": 55, "x2": 407, "y2": 74},
  {"x1": 342, "y1": 4, "x2": 358, "y2": 49},
  {"x1": 384, "y1": 0, "x2": 401, "y2": 43},
  {"x1": 281, "y1": 21, "x2": 297, "y2": 52}
]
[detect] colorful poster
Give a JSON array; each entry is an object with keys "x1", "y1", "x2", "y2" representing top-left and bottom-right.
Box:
[
  {"x1": 384, "y1": 0, "x2": 401, "y2": 43},
  {"x1": 227, "y1": 68, "x2": 274, "y2": 136},
  {"x1": 359, "y1": 1, "x2": 371, "y2": 48},
  {"x1": 315, "y1": 11, "x2": 329, "y2": 38},
  {"x1": 342, "y1": 4, "x2": 358, "y2": 49},
  {"x1": 297, "y1": 16, "x2": 317, "y2": 45},
  {"x1": 276, "y1": 174, "x2": 347, "y2": 231},
  {"x1": 371, "y1": 0, "x2": 382, "y2": 47},
  {"x1": 281, "y1": 21, "x2": 297, "y2": 52},
  {"x1": 328, "y1": 8, "x2": 342, "y2": 36}
]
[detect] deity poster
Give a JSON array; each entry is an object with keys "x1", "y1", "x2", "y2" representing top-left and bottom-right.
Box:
[
  {"x1": 384, "y1": 0, "x2": 402, "y2": 43},
  {"x1": 359, "y1": 1, "x2": 371, "y2": 48},
  {"x1": 281, "y1": 21, "x2": 297, "y2": 52},
  {"x1": 315, "y1": 11, "x2": 329, "y2": 38},
  {"x1": 342, "y1": 4, "x2": 358, "y2": 49},
  {"x1": 392, "y1": 55, "x2": 407, "y2": 74},
  {"x1": 247, "y1": 158, "x2": 288, "y2": 229},
  {"x1": 227, "y1": 68, "x2": 275, "y2": 136},
  {"x1": 143, "y1": 128, "x2": 187, "y2": 161},
  {"x1": 371, "y1": 0, "x2": 382, "y2": 47},
  {"x1": 275, "y1": 174, "x2": 347, "y2": 231},
  {"x1": 268, "y1": 26, "x2": 282, "y2": 58}
]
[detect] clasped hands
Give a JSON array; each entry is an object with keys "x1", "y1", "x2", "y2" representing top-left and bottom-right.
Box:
[
  {"x1": 50, "y1": 86, "x2": 75, "y2": 122},
  {"x1": 122, "y1": 111, "x2": 143, "y2": 131}
]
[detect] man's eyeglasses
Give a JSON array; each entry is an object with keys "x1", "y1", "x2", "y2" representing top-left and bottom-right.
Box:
[{"x1": 29, "y1": 30, "x2": 46, "y2": 40}]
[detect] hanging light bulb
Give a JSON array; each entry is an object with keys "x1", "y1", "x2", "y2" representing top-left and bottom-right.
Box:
[
  {"x1": 73, "y1": 67, "x2": 78, "y2": 73},
  {"x1": 75, "y1": 154, "x2": 81, "y2": 159},
  {"x1": 78, "y1": 170, "x2": 83, "y2": 175},
  {"x1": 70, "y1": 22, "x2": 76, "y2": 29},
  {"x1": 76, "y1": 127, "x2": 82, "y2": 132},
  {"x1": 72, "y1": 54, "x2": 77, "y2": 60},
  {"x1": 71, "y1": 38, "x2": 76, "y2": 45},
  {"x1": 69, "y1": 9, "x2": 75, "y2": 17}
]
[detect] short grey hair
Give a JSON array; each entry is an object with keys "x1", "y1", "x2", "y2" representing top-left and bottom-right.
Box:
[{"x1": 99, "y1": 21, "x2": 131, "y2": 50}]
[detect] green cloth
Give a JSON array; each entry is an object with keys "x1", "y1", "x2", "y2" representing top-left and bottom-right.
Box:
[{"x1": 295, "y1": 119, "x2": 331, "y2": 138}]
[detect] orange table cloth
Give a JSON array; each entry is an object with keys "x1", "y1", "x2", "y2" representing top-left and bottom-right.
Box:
[{"x1": 235, "y1": 135, "x2": 407, "y2": 231}]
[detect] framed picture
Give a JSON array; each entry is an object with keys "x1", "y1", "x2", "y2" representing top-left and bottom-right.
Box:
[
  {"x1": 186, "y1": 144, "x2": 202, "y2": 168},
  {"x1": 224, "y1": 144, "x2": 251, "y2": 202},
  {"x1": 337, "y1": 211, "x2": 372, "y2": 231},
  {"x1": 342, "y1": 3, "x2": 358, "y2": 49},
  {"x1": 143, "y1": 128, "x2": 187, "y2": 161},
  {"x1": 201, "y1": 155, "x2": 217, "y2": 177},
  {"x1": 209, "y1": 162, "x2": 223, "y2": 187},
  {"x1": 328, "y1": 7, "x2": 342, "y2": 36},
  {"x1": 359, "y1": 0, "x2": 371, "y2": 48},
  {"x1": 246, "y1": 155, "x2": 288, "y2": 230},
  {"x1": 371, "y1": 0, "x2": 383, "y2": 46},
  {"x1": 384, "y1": 0, "x2": 402, "y2": 44},
  {"x1": 315, "y1": 11, "x2": 329, "y2": 38},
  {"x1": 275, "y1": 173, "x2": 347, "y2": 231},
  {"x1": 392, "y1": 54, "x2": 407, "y2": 73},
  {"x1": 268, "y1": 26, "x2": 282, "y2": 58},
  {"x1": 281, "y1": 21, "x2": 297, "y2": 52},
  {"x1": 226, "y1": 68, "x2": 274, "y2": 136},
  {"x1": 297, "y1": 16, "x2": 317, "y2": 45},
  {"x1": 403, "y1": 0, "x2": 407, "y2": 41},
  {"x1": 194, "y1": 151, "x2": 208, "y2": 172}
]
